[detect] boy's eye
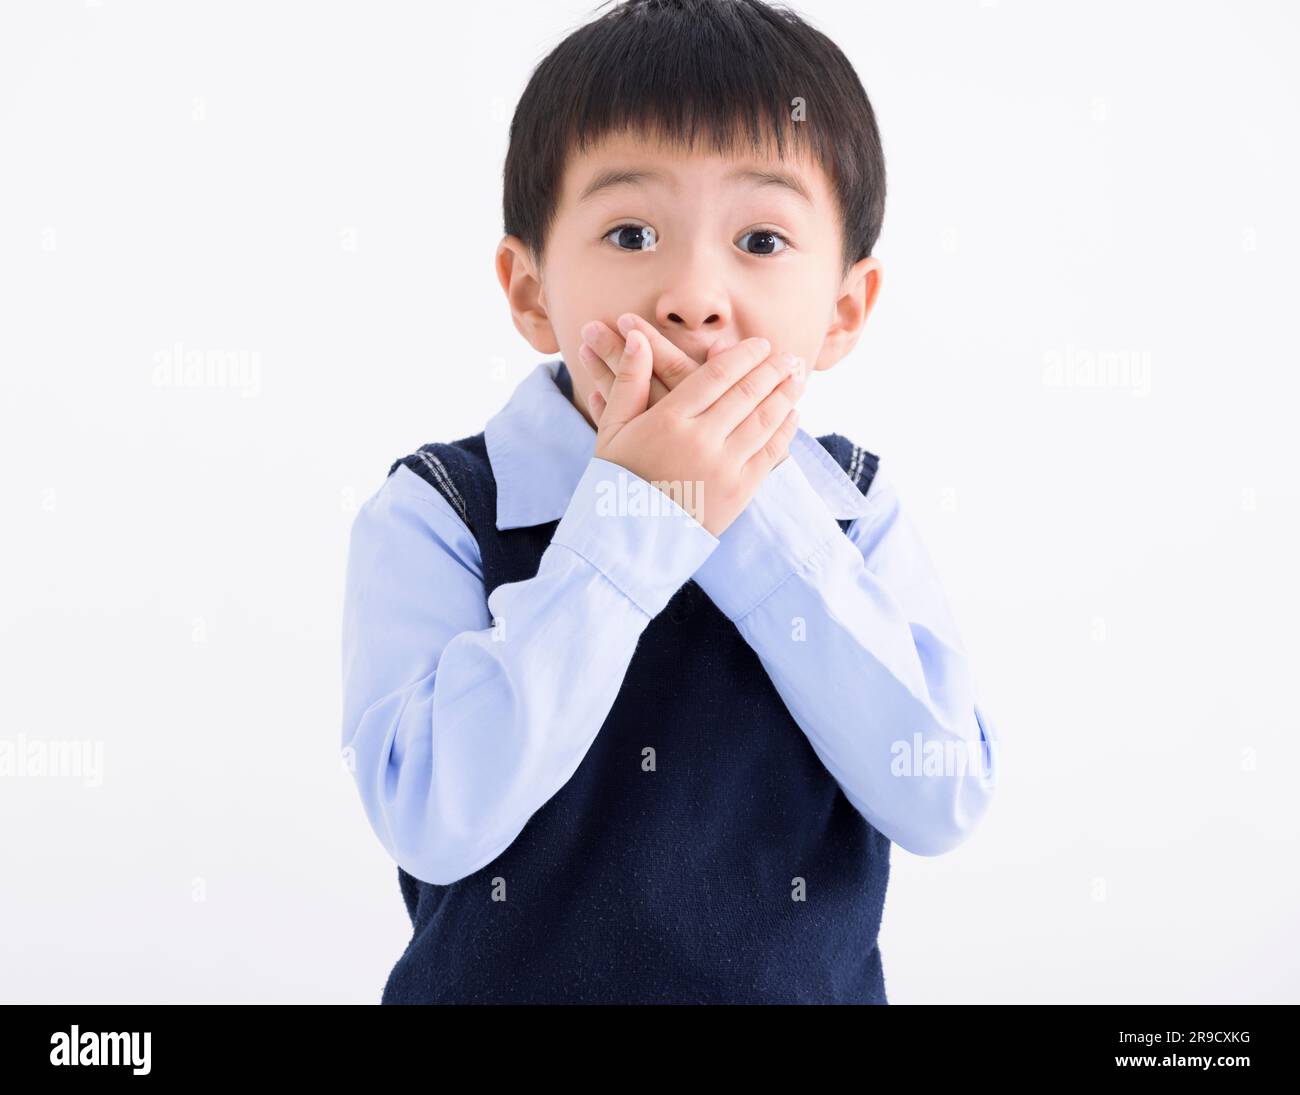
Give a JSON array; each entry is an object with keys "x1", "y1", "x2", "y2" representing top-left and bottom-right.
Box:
[
  {"x1": 602, "y1": 225, "x2": 791, "y2": 256},
  {"x1": 737, "y1": 229, "x2": 790, "y2": 256},
  {"x1": 605, "y1": 224, "x2": 658, "y2": 252}
]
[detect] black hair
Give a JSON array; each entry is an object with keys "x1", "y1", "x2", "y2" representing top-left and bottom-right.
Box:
[{"x1": 502, "y1": 0, "x2": 886, "y2": 279}]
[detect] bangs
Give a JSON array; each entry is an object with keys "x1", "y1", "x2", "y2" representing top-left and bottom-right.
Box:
[{"x1": 504, "y1": 0, "x2": 885, "y2": 275}]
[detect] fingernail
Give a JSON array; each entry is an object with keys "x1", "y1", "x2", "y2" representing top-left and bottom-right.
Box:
[
  {"x1": 617, "y1": 314, "x2": 635, "y2": 335},
  {"x1": 581, "y1": 321, "x2": 600, "y2": 343},
  {"x1": 790, "y1": 356, "x2": 806, "y2": 383}
]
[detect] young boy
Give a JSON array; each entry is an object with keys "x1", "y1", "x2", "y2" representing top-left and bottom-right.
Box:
[{"x1": 341, "y1": 0, "x2": 997, "y2": 1005}]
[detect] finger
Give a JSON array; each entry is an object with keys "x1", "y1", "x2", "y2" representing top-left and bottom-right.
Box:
[
  {"x1": 649, "y1": 373, "x2": 671, "y2": 405},
  {"x1": 615, "y1": 313, "x2": 697, "y2": 390},
  {"x1": 727, "y1": 379, "x2": 802, "y2": 462},
  {"x1": 578, "y1": 341, "x2": 615, "y2": 401},
  {"x1": 580, "y1": 320, "x2": 630, "y2": 375},
  {"x1": 663, "y1": 336, "x2": 772, "y2": 418},
  {"x1": 705, "y1": 335, "x2": 737, "y2": 364},
  {"x1": 587, "y1": 388, "x2": 606, "y2": 423},
  {"x1": 583, "y1": 319, "x2": 670, "y2": 403},
  {"x1": 598, "y1": 327, "x2": 652, "y2": 439},
  {"x1": 704, "y1": 350, "x2": 803, "y2": 437},
  {"x1": 582, "y1": 339, "x2": 667, "y2": 406},
  {"x1": 741, "y1": 406, "x2": 800, "y2": 479}
]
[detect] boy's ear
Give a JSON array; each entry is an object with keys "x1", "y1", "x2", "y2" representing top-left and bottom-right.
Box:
[
  {"x1": 813, "y1": 256, "x2": 883, "y2": 372},
  {"x1": 495, "y1": 235, "x2": 559, "y2": 354}
]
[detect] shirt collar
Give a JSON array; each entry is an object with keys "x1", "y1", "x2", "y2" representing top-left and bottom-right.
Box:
[{"x1": 483, "y1": 358, "x2": 873, "y2": 530}]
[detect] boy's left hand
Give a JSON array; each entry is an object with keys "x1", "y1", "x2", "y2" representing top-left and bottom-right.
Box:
[{"x1": 578, "y1": 313, "x2": 806, "y2": 427}]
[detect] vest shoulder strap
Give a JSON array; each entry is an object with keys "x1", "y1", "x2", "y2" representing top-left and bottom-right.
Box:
[
  {"x1": 387, "y1": 434, "x2": 491, "y2": 532},
  {"x1": 814, "y1": 431, "x2": 880, "y2": 496}
]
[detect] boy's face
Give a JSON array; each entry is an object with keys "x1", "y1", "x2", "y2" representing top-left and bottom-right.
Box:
[{"x1": 497, "y1": 127, "x2": 881, "y2": 429}]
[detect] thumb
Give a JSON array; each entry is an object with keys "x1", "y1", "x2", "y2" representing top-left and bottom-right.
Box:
[{"x1": 598, "y1": 328, "x2": 651, "y2": 439}]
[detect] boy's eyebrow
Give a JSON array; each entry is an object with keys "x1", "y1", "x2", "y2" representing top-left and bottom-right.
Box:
[
  {"x1": 728, "y1": 167, "x2": 814, "y2": 206},
  {"x1": 577, "y1": 165, "x2": 814, "y2": 206},
  {"x1": 578, "y1": 168, "x2": 672, "y2": 203}
]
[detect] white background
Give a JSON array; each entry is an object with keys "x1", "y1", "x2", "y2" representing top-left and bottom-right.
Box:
[{"x1": 1, "y1": 0, "x2": 1296, "y2": 1004}]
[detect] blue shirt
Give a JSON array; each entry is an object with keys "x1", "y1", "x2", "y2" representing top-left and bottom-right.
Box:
[{"x1": 342, "y1": 358, "x2": 998, "y2": 886}]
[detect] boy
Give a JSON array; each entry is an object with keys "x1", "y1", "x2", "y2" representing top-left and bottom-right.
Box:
[{"x1": 341, "y1": 0, "x2": 997, "y2": 1004}]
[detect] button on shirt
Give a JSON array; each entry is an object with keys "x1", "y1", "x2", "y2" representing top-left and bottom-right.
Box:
[{"x1": 341, "y1": 359, "x2": 998, "y2": 886}]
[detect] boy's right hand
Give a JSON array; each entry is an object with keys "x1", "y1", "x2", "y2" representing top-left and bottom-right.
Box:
[{"x1": 591, "y1": 328, "x2": 805, "y2": 537}]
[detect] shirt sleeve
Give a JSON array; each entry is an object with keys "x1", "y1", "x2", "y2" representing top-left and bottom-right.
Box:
[
  {"x1": 690, "y1": 456, "x2": 998, "y2": 856},
  {"x1": 342, "y1": 457, "x2": 718, "y2": 885}
]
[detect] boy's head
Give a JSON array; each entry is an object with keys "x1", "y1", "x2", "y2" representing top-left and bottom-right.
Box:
[{"x1": 495, "y1": 0, "x2": 886, "y2": 426}]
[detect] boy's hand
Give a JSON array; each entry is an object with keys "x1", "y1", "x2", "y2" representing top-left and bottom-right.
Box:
[
  {"x1": 586, "y1": 324, "x2": 804, "y2": 537},
  {"x1": 577, "y1": 314, "x2": 807, "y2": 464},
  {"x1": 578, "y1": 319, "x2": 675, "y2": 411}
]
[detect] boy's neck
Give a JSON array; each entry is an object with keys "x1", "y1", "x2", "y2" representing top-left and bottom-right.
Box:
[{"x1": 559, "y1": 362, "x2": 599, "y2": 434}]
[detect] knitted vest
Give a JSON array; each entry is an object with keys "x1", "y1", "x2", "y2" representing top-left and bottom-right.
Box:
[{"x1": 380, "y1": 365, "x2": 887, "y2": 1004}]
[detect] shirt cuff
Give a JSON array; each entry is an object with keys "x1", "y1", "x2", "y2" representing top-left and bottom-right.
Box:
[
  {"x1": 551, "y1": 456, "x2": 719, "y2": 618},
  {"x1": 692, "y1": 454, "x2": 846, "y2": 620}
]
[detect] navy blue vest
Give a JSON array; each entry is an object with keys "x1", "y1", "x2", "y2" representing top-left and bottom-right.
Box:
[{"x1": 380, "y1": 363, "x2": 888, "y2": 1004}]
